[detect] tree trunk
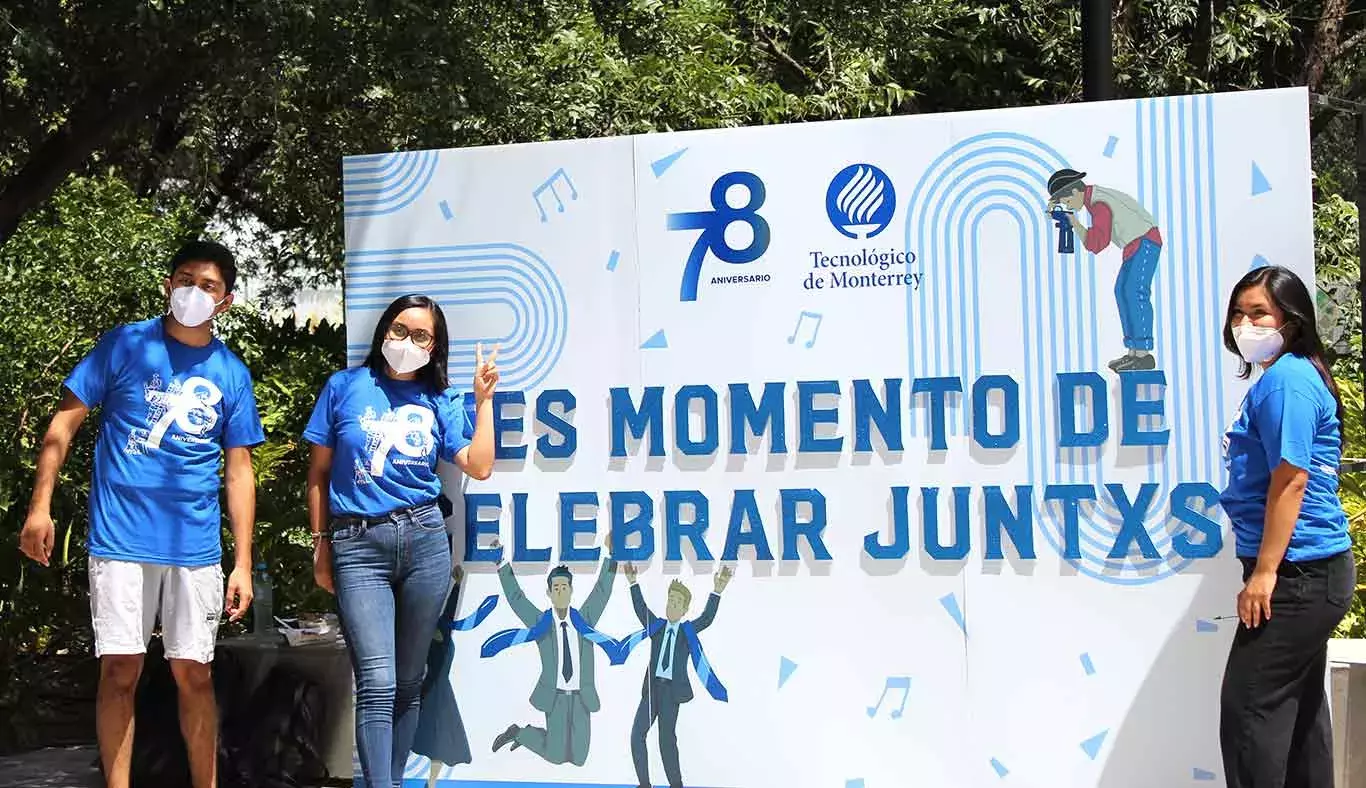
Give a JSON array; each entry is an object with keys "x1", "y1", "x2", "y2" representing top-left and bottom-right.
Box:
[
  {"x1": 1192, "y1": 0, "x2": 1214, "y2": 79},
  {"x1": 135, "y1": 103, "x2": 189, "y2": 199},
  {"x1": 0, "y1": 46, "x2": 211, "y2": 248},
  {"x1": 196, "y1": 138, "x2": 273, "y2": 220},
  {"x1": 0, "y1": 73, "x2": 183, "y2": 247},
  {"x1": 1115, "y1": 0, "x2": 1139, "y2": 44},
  {"x1": 1304, "y1": 0, "x2": 1350, "y2": 93}
]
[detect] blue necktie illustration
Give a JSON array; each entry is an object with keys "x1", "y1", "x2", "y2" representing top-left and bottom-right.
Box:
[
  {"x1": 660, "y1": 628, "x2": 674, "y2": 673},
  {"x1": 560, "y1": 621, "x2": 573, "y2": 681}
]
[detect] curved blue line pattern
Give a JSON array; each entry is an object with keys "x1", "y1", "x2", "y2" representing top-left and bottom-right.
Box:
[
  {"x1": 903, "y1": 106, "x2": 1226, "y2": 585},
  {"x1": 345, "y1": 244, "x2": 569, "y2": 391},
  {"x1": 342, "y1": 150, "x2": 440, "y2": 219}
]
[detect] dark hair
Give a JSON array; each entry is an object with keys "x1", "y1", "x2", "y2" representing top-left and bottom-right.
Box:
[
  {"x1": 169, "y1": 240, "x2": 238, "y2": 293},
  {"x1": 546, "y1": 565, "x2": 573, "y2": 590},
  {"x1": 362, "y1": 294, "x2": 450, "y2": 393},
  {"x1": 1222, "y1": 264, "x2": 1344, "y2": 427}
]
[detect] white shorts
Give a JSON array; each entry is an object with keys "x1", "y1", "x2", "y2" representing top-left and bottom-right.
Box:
[{"x1": 88, "y1": 556, "x2": 223, "y2": 663}]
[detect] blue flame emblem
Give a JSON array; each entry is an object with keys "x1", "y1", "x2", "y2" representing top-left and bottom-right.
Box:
[{"x1": 824, "y1": 163, "x2": 896, "y2": 239}]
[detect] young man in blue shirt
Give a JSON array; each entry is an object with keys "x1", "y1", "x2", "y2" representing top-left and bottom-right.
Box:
[{"x1": 19, "y1": 241, "x2": 265, "y2": 788}]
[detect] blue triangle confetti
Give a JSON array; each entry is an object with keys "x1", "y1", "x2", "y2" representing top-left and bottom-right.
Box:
[
  {"x1": 1194, "y1": 768, "x2": 1217, "y2": 781},
  {"x1": 990, "y1": 758, "x2": 1009, "y2": 778},
  {"x1": 1251, "y1": 161, "x2": 1272, "y2": 196},
  {"x1": 641, "y1": 330, "x2": 668, "y2": 349},
  {"x1": 778, "y1": 657, "x2": 798, "y2": 689},
  {"x1": 1080, "y1": 652, "x2": 1096, "y2": 675},
  {"x1": 651, "y1": 148, "x2": 688, "y2": 178},
  {"x1": 939, "y1": 593, "x2": 967, "y2": 636},
  {"x1": 846, "y1": 780, "x2": 865, "y2": 788},
  {"x1": 1081, "y1": 730, "x2": 1108, "y2": 760},
  {"x1": 1250, "y1": 254, "x2": 1272, "y2": 271}
]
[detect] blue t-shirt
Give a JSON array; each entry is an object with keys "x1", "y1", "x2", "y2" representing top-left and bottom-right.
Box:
[
  {"x1": 64, "y1": 318, "x2": 265, "y2": 567},
  {"x1": 1220, "y1": 353, "x2": 1351, "y2": 562},
  {"x1": 303, "y1": 366, "x2": 472, "y2": 518}
]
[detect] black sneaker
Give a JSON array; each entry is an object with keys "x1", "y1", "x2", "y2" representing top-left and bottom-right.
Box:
[{"x1": 1114, "y1": 353, "x2": 1156, "y2": 372}]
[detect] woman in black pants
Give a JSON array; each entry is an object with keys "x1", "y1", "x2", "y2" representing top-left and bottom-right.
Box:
[{"x1": 1218, "y1": 264, "x2": 1356, "y2": 787}]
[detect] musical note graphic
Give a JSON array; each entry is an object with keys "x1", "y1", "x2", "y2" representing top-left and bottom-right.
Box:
[
  {"x1": 533, "y1": 167, "x2": 579, "y2": 222},
  {"x1": 865, "y1": 675, "x2": 911, "y2": 719},
  {"x1": 786, "y1": 310, "x2": 823, "y2": 348}
]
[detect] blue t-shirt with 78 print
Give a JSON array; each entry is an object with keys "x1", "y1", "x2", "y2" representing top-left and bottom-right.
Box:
[
  {"x1": 304, "y1": 366, "x2": 471, "y2": 518},
  {"x1": 63, "y1": 318, "x2": 264, "y2": 567}
]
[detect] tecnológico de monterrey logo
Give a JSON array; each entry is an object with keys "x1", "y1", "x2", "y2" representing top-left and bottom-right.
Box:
[{"x1": 825, "y1": 163, "x2": 896, "y2": 240}]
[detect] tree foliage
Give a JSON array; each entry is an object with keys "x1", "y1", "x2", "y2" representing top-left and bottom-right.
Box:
[{"x1": 8, "y1": 0, "x2": 1358, "y2": 284}]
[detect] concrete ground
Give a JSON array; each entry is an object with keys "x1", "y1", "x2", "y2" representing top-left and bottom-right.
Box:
[
  {"x1": 0, "y1": 746, "x2": 351, "y2": 788},
  {"x1": 0, "y1": 746, "x2": 101, "y2": 788}
]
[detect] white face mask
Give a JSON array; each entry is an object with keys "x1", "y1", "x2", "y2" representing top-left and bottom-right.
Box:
[
  {"x1": 382, "y1": 338, "x2": 431, "y2": 374},
  {"x1": 169, "y1": 285, "x2": 223, "y2": 327},
  {"x1": 1233, "y1": 323, "x2": 1284, "y2": 365}
]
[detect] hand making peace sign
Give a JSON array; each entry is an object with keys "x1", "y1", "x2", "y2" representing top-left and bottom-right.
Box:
[{"x1": 474, "y1": 342, "x2": 500, "y2": 405}]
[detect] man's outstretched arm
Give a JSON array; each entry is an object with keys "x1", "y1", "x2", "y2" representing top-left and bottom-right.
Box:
[
  {"x1": 493, "y1": 539, "x2": 542, "y2": 626},
  {"x1": 21, "y1": 391, "x2": 89, "y2": 566}
]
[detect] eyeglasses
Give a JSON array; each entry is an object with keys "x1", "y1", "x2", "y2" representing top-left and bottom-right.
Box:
[{"x1": 387, "y1": 322, "x2": 434, "y2": 347}]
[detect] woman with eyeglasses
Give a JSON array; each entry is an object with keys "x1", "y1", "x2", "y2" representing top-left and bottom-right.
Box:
[
  {"x1": 304, "y1": 294, "x2": 498, "y2": 788},
  {"x1": 1218, "y1": 265, "x2": 1354, "y2": 787}
]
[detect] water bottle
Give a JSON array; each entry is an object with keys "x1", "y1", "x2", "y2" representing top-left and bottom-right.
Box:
[{"x1": 252, "y1": 562, "x2": 274, "y2": 638}]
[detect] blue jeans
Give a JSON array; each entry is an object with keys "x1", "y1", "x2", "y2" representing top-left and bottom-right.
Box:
[
  {"x1": 331, "y1": 503, "x2": 451, "y2": 788},
  {"x1": 1114, "y1": 238, "x2": 1161, "y2": 351}
]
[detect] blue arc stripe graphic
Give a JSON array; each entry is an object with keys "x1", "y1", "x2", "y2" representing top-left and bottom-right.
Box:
[
  {"x1": 1206, "y1": 93, "x2": 1228, "y2": 492},
  {"x1": 909, "y1": 136, "x2": 1070, "y2": 438},
  {"x1": 344, "y1": 244, "x2": 568, "y2": 391},
  {"x1": 1141, "y1": 99, "x2": 1157, "y2": 487},
  {"x1": 342, "y1": 150, "x2": 440, "y2": 218},
  {"x1": 905, "y1": 110, "x2": 1227, "y2": 584},
  {"x1": 345, "y1": 151, "x2": 398, "y2": 164},
  {"x1": 342, "y1": 151, "x2": 412, "y2": 187},
  {"x1": 343, "y1": 151, "x2": 423, "y2": 193},
  {"x1": 1162, "y1": 96, "x2": 1177, "y2": 500},
  {"x1": 1178, "y1": 98, "x2": 1193, "y2": 488},
  {"x1": 350, "y1": 289, "x2": 540, "y2": 382},
  {"x1": 341, "y1": 152, "x2": 401, "y2": 178},
  {"x1": 346, "y1": 254, "x2": 563, "y2": 373},
  {"x1": 345, "y1": 152, "x2": 436, "y2": 208},
  {"x1": 1193, "y1": 97, "x2": 1213, "y2": 485},
  {"x1": 915, "y1": 142, "x2": 1064, "y2": 364},
  {"x1": 348, "y1": 287, "x2": 530, "y2": 362}
]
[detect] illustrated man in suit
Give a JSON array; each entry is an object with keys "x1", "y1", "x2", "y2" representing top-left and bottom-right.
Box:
[
  {"x1": 624, "y1": 563, "x2": 734, "y2": 788},
  {"x1": 481, "y1": 536, "x2": 618, "y2": 767}
]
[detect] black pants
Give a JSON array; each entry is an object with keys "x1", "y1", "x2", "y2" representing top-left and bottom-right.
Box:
[
  {"x1": 1220, "y1": 549, "x2": 1354, "y2": 788},
  {"x1": 631, "y1": 677, "x2": 683, "y2": 788}
]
